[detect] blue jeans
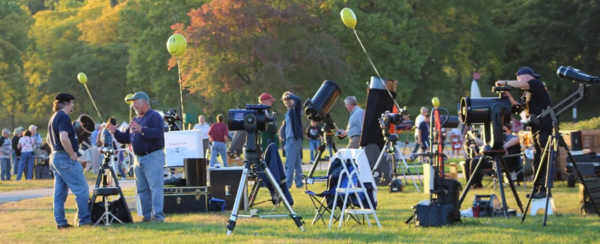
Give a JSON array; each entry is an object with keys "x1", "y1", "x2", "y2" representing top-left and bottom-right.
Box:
[
  {"x1": 309, "y1": 139, "x2": 320, "y2": 162},
  {"x1": 1, "y1": 158, "x2": 11, "y2": 180},
  {"x1": 17, "y1": 151, "x2": 34, "y2": 180},
  {"x1": 134, "y1": 150, "x2": 165, "y2": 221},
  {"x1": 210, "y1": 141, "x2": 228, "y2": 167},
  {"x1": 284, "y1": 138, "x2": 303, "y2": 188},
  {"x1": 12, "y1": 151, "x2": 18, "y2": 175},
  {"x1": 50, "y1": 152, "x2": 91, "y2": 226}
]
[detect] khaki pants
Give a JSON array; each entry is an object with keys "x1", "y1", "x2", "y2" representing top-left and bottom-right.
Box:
[{"x1": 347, "y1": 136, "x2": 360, "y2": 149}]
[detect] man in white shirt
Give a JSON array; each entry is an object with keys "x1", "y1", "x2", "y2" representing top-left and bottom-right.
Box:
[
  {"x1": 412, "y1": 107, "x2": 428, "y2": 155},
  {"x1": 193, "y1": 115, "x2": 210, "y2": 156}
]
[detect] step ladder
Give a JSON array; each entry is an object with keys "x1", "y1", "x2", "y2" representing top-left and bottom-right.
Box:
[{"x1": 329, "y1": 158, "x2": 381, "y2": 229}]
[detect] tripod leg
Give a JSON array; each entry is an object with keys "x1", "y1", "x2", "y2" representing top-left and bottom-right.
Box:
[
  {"x1": 248, "y1": 178, "x2": 262, "y2": 207},
  {"x1": 542, "y1": 138, "x2": 557, "y2": 226},
  {"x1": 226, "y1": 161, "x2": 251, "y2": 236},
  {"x1": 305, "y1": 143, "x2": 326, "y2": 181},
  {"x1": 561, "y1": 137, "x2": 600, "y2": 218},
  {"x1": 493, "y1": 157, "x2": 509, "y2": 217},
  {"x1": 259, "y1": 161, "x2": 304, "y2": 231},
  {"x1": 458, "y1": 156, "x2": 486, "y2": 208},
  {"x1": 399, "y1": 153, "x2": 419, "y2": 192},
  {"x1": 499, "y1": 156, "x2": 524, "y2": 213},
  {"x1": 521, "y1": 135, "x2": 552, "y2": 223},
  {"x1": 371, "y1": 144, "x2": 388, "y2": 173}
]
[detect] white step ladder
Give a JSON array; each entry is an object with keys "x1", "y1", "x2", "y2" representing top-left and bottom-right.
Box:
[{"x1": 329, "y1": 158, "x2": 381, "y2": 229}]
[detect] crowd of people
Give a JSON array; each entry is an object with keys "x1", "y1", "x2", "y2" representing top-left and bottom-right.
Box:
[{"x1": 0, "y1": 125, "x2": 44, "y2": 181}]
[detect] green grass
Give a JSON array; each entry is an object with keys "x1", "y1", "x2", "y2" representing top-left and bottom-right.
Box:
[
  {"x1": 560, "y1": 116, "x2": 600, "y2": 131},
  {"x1": 0, "y1": 177, "x2": 597, "y2": 243},
  {"x1": 0, "y1": 172, "x2": 128, "y2": 192}
]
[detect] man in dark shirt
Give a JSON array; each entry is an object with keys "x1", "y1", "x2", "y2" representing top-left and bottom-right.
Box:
[
  {"x1": 497, "y1": 67, "x2": 553, "y2": 198},
  {"x1": 306, "y1": 120, "x2": 323, "y2": 163},
  {"x1": 418, "y1": 114, "x2": 430, "y2": 152},
  {"x1": 47, "y1": 93, "x2": 91, "y2": 229},
  {"x1": 281, "y1": 91, "x2": 303, "y2": 188},
  {"x1": 109, "y1": 91, "x2": 166, "y2": 223},
  {"x1": 208, "y1": 114, "x2": 229, "y2": 167},
  {"x1": 11, "y1": 127, "x2": 22, "y2": 175}
]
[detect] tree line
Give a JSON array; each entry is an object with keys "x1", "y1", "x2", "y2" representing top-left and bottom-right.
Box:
[{"x1": 1, "y1": 0, "x2": 599, "y2": 130}]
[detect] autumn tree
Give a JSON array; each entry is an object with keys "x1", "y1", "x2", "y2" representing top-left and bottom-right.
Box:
[{"x1": 173, "y1": 0, "x2": 350, "y2": 117}]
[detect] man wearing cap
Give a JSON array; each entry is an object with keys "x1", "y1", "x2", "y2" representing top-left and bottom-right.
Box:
[
  {"x1": 496, "y1": 67, "x2": 553, "y2": 199},
  {"x1": 258, "y1": 93, "x2": 280, "y2": 151},
  {"x1": 47, "y1": 93, "x2": 91, "y2": 229},
  {"x1": 281, "y1": 91, "x2": 304, "y2": 188},
  {"x1": 109, "y1": 91, "x2": 166, "y2": 222}
]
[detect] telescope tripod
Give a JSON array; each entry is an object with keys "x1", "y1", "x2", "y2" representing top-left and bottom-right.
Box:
[
  {"x1": 89, "y1": 152, "x2": 132, "y2": 226},
  {"x1": 521, "y1": 117, "x2": 600, "y2": 226},
  {"x1": 226, "y1": 134, "x2": 304, "y2": 236},
  {"x1": 372, "y1": 135, "x2": 422, "y2": 192},
  {"x1": 458, "y1": 152, "x2": 524, "y2": 217}
]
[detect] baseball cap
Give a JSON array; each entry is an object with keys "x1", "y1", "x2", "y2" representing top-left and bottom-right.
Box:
[
  {"x1": 54, "y1": 93, "x2": 75, "y2": 102},
  {"x1": 259, "y1": 93, "x2": 275, "y2": 102},
  {"x1": 126, "y1": 92, "x2": 150, "y2": 102},
  {"x1": 516, "y1": 67, "x2": 540, "y2": 79}
]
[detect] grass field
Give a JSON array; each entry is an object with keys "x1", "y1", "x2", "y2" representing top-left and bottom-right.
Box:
[{"x1": 0, "y1": 175, "x2": 598, "y2": 243}]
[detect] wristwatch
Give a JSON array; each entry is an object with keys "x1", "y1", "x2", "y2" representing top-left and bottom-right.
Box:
[{"x1": 504, "y1": 80, "x2": 509, "y2": 86}]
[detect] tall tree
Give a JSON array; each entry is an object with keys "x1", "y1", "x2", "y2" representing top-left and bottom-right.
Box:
[
  {"x1": 0, "y1": 1, "x2": 34, "y2": 128},
  {"x1": 173, "y1": 0, "x2": 350, "y2": 116}
]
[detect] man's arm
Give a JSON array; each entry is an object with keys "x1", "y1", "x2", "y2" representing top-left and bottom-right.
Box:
[
  {"x1": 59, "y1": 131, "x2": 77, "y2": 160},
  {"x1": 504, "y1": 136, "x2": 519, "y2": 148},
  {"x1": 140, "y1": 113, "x2": 165, "y2": 139},
  {"x1": 495, "y1": 80, "x2": 530, "y2": 90},
  {"x1": 208, "y1": 125, "x2": 214, "y2": 142}
]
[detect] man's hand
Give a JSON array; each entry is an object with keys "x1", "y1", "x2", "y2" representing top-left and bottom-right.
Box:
[
  {"x1": 495, "y1": 80, "x2": 507, "y2": 87},
  {"x1": 130, "y1": 120, "x2": 141, "y2": 133},
  {"x1": 70, "y1": 152, "x2": 78, "y2": 161},
  {"x1": 108, "y1": 124, "x2": 118, "y2": 134}
]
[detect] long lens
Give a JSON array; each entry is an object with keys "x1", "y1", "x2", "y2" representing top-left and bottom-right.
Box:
[{"x1": 557, "y1": 66, "x2": 599, "y2": 84}]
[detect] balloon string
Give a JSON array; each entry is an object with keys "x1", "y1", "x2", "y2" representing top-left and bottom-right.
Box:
[
  {"x1": 176, "y1": 57, "x2": 185, "y2": 130},
  {"x1": 352, "y1": 29, "x2": 402, "y2": 112},
  {"x1": 84, "y1": 84, "x2": 104, "y2": 122}
]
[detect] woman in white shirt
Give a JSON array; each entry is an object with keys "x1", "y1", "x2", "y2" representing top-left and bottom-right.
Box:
[
  {"x1": 193, "y1": 115, "x2": 211, "y2": 156},
  {"x1": 17, "y1": 130, "x2": 36, "y2": 180}
]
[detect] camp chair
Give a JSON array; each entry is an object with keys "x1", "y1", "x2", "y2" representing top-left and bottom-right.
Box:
[
  {"x1": 303, "y1": 158, "x2": 361, "y2": 225},
  {"x1": 329, "y1": 156, "x2": 381, "y2": 229}
]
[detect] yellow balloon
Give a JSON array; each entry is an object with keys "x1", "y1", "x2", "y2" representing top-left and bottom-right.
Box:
[
  {"x1": 77, "y1": 72, "x2": 87, "y2": 85},
  {"x1": 167, "y1": 34, "x2": 187, "y2": 57},
  {"x1": 340, "y1": 8, "x2": 357, "y2": 29},
  {"x1": 432, "y1": 97, "x2": 440, "y2": 108},
  {"x1": 124, "y1": 93, "x2": 134, "y2": 105}
]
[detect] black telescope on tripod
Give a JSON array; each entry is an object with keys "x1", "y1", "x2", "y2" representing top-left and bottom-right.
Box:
[
  {"x1": 303, "y1": 80, "x2": 342, "y2": 181},
  {"x1": 457, "y1": 86, "x2": 524, "y2": 217}
]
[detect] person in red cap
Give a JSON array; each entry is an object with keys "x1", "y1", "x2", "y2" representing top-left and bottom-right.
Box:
[{"x1": 258, "y1": 93, "x2": 280, "y2": 151}]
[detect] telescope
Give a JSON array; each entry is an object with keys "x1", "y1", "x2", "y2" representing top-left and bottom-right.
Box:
[{"x1": 557, "y1": 66, "x2": 600, "y2": 84}]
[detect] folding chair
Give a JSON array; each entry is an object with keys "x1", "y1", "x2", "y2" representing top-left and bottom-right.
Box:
[
  {"x1": 329, "y1": 158, "x2": 381, "y2": 229},
  {"x1": 304, "y1": 158, "x2": 361, "y2": 226}
]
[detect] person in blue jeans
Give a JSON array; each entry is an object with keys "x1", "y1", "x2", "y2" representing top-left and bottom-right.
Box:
[
  {"x1": 306, "y1": 120, "x2": 323, "y2": 163},
  {"x1": 1, "y1": 129, "x2": 13, "y2": 181},
  {"x1": 46, "y1": 93, "x2": 91, "y2": 229},
  {"x1": 111, "y1": 91, "x2": 165, "y2": 223},
  {"x1": 281, "y1": 91, "x2": 303, "y2": 188},
  {"x1": 16, "y1": 130, "x2": 36, "y2": 180},
  {"x1": 208, "y1": 114, "x2": 229, "y2": 167}
]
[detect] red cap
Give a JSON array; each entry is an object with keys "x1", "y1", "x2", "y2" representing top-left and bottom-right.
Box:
[{"x1": 259, "y1": 93, "x2": 275, "y2": 102}]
